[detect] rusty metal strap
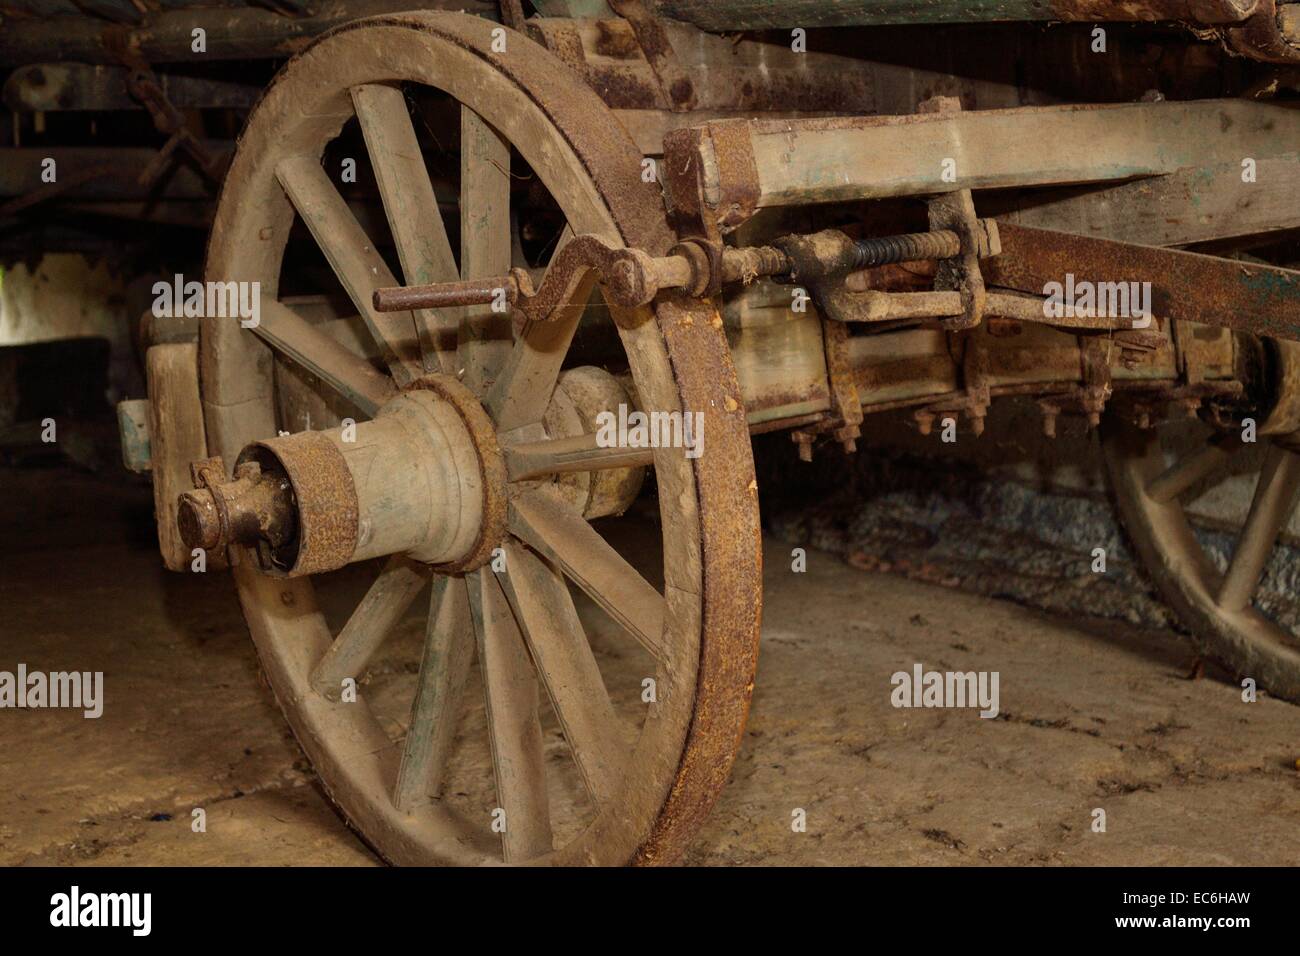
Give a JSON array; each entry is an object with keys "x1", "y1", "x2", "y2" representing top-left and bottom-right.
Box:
[
  {"x1": 662, "y1": 120, "x2": 760, "y2": 240},
  {"x1": 608, "y1": 0, "x2": 697, "y2": 111},
  {"x1": 985, "y1": 222, "x2": 1300, "y2": 341}
]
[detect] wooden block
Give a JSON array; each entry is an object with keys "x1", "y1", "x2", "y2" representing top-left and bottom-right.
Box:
[{"x1": 145, "y1": 343, "x2": 216, "y2": 572}]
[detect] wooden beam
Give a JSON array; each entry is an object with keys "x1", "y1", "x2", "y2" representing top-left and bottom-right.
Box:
[{"x1": 663, "y1": 100, "x2": 1300, "y2": 234}]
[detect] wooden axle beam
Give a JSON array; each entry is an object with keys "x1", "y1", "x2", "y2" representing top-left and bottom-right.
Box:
[{"x1": 662, "y1": 99, "x2": 1300, "y2": 238}]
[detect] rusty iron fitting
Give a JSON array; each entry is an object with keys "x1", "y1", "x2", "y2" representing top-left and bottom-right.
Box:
[
  {"x1": 772, "y1": 230, "x2": 861, "y2": 283},
  {"x1": 179, "y1": 381, "x2": 506, "y2": 578},
  {"x1": 719, "y1": 244, "x2": 790, "y2": 284},
  {"x1": 774, "y1": 223, "x2": 1000, "y2": 284},
  {"x1": 374, "y1": 274, "x2": 519, "y2": 314},
  {"x1": 852, "y1": 230, "x2": 963, "y2": 268},
  {"x1": 177, "y1": 457, "x2": 296, "y2": 556},
  {"x1": 373, "y1": 235, "x2": 670, "y2": 321}
]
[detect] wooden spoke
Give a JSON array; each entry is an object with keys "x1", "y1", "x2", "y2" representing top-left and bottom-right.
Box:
[
  {"x1": 485, "y1": 225, "x2": 587, "y2": 431},
  {"x1": 351, "y1": 83, "x2": 460, "y2": 375},
  {"x1": 310, "y1": 555, "x2": 428, "y2": 698},
  {"x1": 275, "y1": 154, "x2": 424, "y2": 385},
  {"x1": 393, "y1": 575, "x2": 475, "y2": 811},
  {"x1": 505, "y1": 432, "x2": 655, "y2": 481},
  {"x1": 1217, "y1": 443, "x2": 1300, "y2": 612},
  {"x1": 467, "y1": 568, "x2": 553, "y2": 861},
  {"x1": 1146, "y1": 434, "x2": 1238, "y2": 504},
  {"x1": 498, "y1": 540, "x2": 625, "y2": 807},
  {"x1": 256, "y1": 297, "x2": 397, "y2": 417},
  {"x1": 509, "y1": 489, "x2": 667, "y2": 663},
  {"x1": 457, "y1": 106, "x2": 513, "y2": 394}
]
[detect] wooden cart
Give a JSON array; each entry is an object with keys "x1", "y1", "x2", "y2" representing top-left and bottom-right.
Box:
[{"x1": 5, "y1": 0, "x2": 1298, "y2": 864}]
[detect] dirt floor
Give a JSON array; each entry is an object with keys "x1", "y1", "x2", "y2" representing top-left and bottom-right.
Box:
[{"x1": 2, "y1": 464, "x2": 1298, "y2": 866}]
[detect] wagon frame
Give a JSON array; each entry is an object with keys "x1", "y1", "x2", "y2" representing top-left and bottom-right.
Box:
[{"x1": 3, "y1": 0, "x2": 1299, "y2": 864}]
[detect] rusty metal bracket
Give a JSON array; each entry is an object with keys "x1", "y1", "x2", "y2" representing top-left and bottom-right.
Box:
[
  {"x1": 498, "y1": 0, "x2": 528, "y2": 31},
  {"x1": 910, "y1": 332, "x2": 993, "y2": 437},
  {"x1": 986, "y1": 222, "x2": 1300, "y2": 342},
  {"x1": 103, "y1": 34, "x2": 226, "y2": 189},
  {"x1": 791, "y1": 318, "x2": 863, "y2": 460},
  {"x1": 607, "y1": 0, "x2": 698, "y2": 111},
  {"x1": 375, "y1": 234, "x2": 678, "y2": 322},
  {"x1": 662, "y1": 121, "x2": 761, "y2": 241},
  {"x1": 374, "y1": 232, "x2": 791, "y2": 320},
  {"x1": 180, "y1": 454, "x2": 298, "y2": 571},
  {"x1": 774, "y1": 224, "x2": 1000, "y2": 325},
  {"x1": 374, "y1": 223, "x2": 1002, "y2": 325},
  {"x1": 920, "y1": 96, "x2": 988, "y2": 332}
]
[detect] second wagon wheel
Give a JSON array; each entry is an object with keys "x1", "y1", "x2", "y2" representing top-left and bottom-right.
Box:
[
  {"x1": 1101, "y1": 337, "x2": 1300, "y2": 702},
  {"x1": 196, "y1": 12, "x2": 761, "y2": 864}
]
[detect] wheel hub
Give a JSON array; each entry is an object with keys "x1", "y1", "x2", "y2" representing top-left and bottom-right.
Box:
[{"x1": 177, "y1": 373, "x2": 506, "y2": 576}]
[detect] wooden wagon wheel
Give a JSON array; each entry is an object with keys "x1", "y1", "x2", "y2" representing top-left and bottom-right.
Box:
[
  {"x1": 198, "y1": 12, "x2": 761, "y2": 865},
  {"x1": 1101, "y1": 348, "x2": 1300, "y2": 702}
]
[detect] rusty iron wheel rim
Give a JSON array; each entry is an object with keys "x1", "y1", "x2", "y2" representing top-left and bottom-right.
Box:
[{"x1": 200, "y1": 12, "x2": 761, "y2": 865}]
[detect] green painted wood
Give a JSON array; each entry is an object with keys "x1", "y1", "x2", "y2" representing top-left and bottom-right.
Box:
[{"x1": 116, "y1": 399, "x2": 152, "y2": 473}]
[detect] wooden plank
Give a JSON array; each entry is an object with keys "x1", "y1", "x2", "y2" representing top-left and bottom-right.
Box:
[
  {"x1": 684, "y1": 100, "x2": 1300, "y2": 217},
  {"x1": 643, "y1": 0, "x2": 1253, "y2": 30},
  {"x1": 993, "y1": 158, "x2": 1300, "y2": 248},
  {"x1": 352, "y1": 83, "x2": 461, "y2": 374},
  {"x1": 275, "y1": 154, "x2": 424, "y2": 385}
]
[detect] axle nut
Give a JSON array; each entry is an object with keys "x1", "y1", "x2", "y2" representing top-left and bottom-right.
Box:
[{"x1": 177, "y1": 488, "x2": 222, "y2": 552}]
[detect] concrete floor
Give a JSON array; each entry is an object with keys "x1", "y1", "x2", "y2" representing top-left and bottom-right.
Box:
[{"x1": 2, "y1": 465, "x2": 1298, "y2": 866}]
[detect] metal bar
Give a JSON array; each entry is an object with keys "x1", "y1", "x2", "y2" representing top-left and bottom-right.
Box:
[
  {"x1": 373, "y1": 275, "x2": 510, "y2": 314},
  {"x1": 986, "y1": 222, "x2": 1300, "y2": 341}
]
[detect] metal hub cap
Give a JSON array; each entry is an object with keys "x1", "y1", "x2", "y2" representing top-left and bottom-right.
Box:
[{"x1": 177, "y1": 373, "x2": 506, "y2": 576}]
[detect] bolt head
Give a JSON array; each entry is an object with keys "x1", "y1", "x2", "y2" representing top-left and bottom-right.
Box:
[{"x1": 177, "y1": 489, "x2": 222, "y2": 551}]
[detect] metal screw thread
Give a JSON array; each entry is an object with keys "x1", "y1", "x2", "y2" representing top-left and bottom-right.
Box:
[{"x1": 853, "y1": 230, "x2": 960, "y2": 268}]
